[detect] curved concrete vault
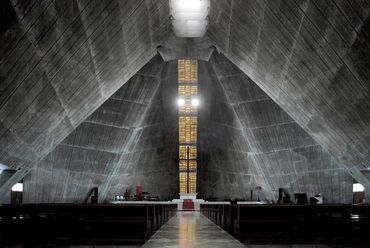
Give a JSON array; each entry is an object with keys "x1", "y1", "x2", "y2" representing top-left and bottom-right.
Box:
[{"x1": 0, "y1": 0, "x2": 369, "y2": 203}]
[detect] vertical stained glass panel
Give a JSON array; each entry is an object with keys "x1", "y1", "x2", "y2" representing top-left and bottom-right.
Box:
[{"x1": 178, "y1": 59, "x2": 198, "y2": 194}]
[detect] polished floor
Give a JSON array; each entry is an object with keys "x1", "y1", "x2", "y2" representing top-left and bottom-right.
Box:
[
  {"x1": 65, "y1": 212, "x2": 359, "y2": 248},
  {"x1": 142, "y1": 211, "x2": 245, "y2": 248}
]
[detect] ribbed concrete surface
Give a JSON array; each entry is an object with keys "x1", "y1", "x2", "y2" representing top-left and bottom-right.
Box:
[
  {"x1": 198, "y1": 54, "x2": 352, "y2": 203},
  {"x1": 0, "y1": 0, "x2": 171, "y2": 202},
  {"x1": 0, "y1": 0, "x2": 369, "y2": 203},
  {"x1": 207, "y1": 0, "x2": 370, "y2": 192},
  {"x1": 22, "y1": 56, "x2": 179, "y2": 203}
]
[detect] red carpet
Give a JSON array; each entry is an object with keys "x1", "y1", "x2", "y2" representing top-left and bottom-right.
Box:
[{"x1": 182, "y1": 199, "x2": 194, "y2": 211}]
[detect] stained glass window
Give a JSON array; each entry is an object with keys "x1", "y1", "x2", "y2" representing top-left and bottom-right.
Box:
[{"x1": 178, "y1": 59, "x2": 198, "y2": 194}]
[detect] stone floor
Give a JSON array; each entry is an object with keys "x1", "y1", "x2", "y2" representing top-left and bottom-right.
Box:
[
  {"x1": 142, "y1": 211, "x2": 245, "y2": 248},
  {"x1": 141, "y1": 212, "x2": 361, "y2": 248}
]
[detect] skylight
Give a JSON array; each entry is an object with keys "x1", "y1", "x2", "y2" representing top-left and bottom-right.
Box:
[{"x1": 170, "y1": 0, "x2": 210, "y2": 37}]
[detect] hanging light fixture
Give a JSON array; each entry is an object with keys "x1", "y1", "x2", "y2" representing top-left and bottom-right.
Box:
[
  {"x1": 177, "y1": 98, "x2": 186, "y2": 106},
  {"x1": 191, "y1": 98, "x2": 199, "y2": 106},
  {"x1": 169, "y1": 0, "x2": 210, "y2": 37}
]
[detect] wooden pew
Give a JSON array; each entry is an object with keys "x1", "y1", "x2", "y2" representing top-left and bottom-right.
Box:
[
  {"x1": 235, "y1": 204, "x2": 370, "y2": 244},
  {"x1": 0, "y1": 202, "x2": 177, "y2": 246},
  {"x1": 200, "y1": 202, "x2": 232, "y2": 231},
  {"x1": 202, "y1": 203, "x2": 370, "y2": 244}
]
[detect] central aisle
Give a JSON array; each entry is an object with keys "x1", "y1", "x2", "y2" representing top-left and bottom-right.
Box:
[{"x1": 142, "y1": 211, "x2": 245, "y2": 248}]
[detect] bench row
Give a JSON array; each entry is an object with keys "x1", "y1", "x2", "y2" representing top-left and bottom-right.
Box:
[
  {"x1": 200, "y1": 203, "x2": 370, "y2": 244},
  {"x1": 0, "y1": 203, "x2": 177, "y2": 245}
]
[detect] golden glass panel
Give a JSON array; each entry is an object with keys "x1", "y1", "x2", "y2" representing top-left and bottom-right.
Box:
[
  {"x1": 179, "y1": 116, "x2": 197, "y2": 144},
  {"x1": 179, "y1": 146, "x2": 187, "y2": 160},
  {"x1": 179, "y1": 160, "x2": 187, "y2": 171},
  {"x1": 178, "y1": 85, "x2": 198, "y2": 96},
  {"x1": 178, "y1": 61, "x2": 185, "y2": 81},
  {"x1": 190, "y1": 146, "x2": 197, "y2": 159},
  {"x1": 179, "y1": 116, "x2": 186, "y2": 144},
  {"x1": 189, "y1": 172, "x2": 197, "y2": 193},
  {"x1": 179, "y1": 145, "x2": 197, "y2": 159},
  {"x1": 178, "y1": 59, "x2": 198, "y2": 195},
  {"x1": 178, "y1": 59, "x2": 197, "y2": 83},
  {"x1": 179, "y1": 172, "x2": 187, "y2": 193},
  {"x1": 190, "y1": 119, "x2": 197, "y2": 142},
  {"x1": 185, "y1": 118, "x2": 191, "y2": 142},
  {"x1": 188, "y1": 160, "x2": 197, "y2": 170},
  {"x1": 179, "y1": 160, "x2": 197, "y2": 171},
  {"x1": 179, "y1": 104, "x2": 197, "y2": 114},
  {"x1": 190, "y1": 117, "x2": 197, "y2": 143},
  {"x1": 179, "y1": 171, "x2": 197, "y2": 194},
  {"x1": 189, "y1": 146, "x2": 197, "y2": 159}
]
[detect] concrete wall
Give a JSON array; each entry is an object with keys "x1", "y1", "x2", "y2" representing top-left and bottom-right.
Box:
[
  {"x1": 23, "y1": 56, "x2": 179, "y2": 203},
  {"x1": 21, "y1": 53, "x2": 354, "y2": 203},
  {"x1": 1, "y1": 0, "x2": 366, "y2": 203},
  {"x1": 207, "y1": 0, "x2": 370, "y2": 192},
  {"x1": 0, "y1": 0, "x2": 171, "y2": 201},
  {"x1": 198, "y1": 53, "x2": 353, "y2": 203}
]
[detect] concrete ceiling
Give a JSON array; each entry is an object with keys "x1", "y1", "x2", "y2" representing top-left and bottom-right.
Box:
[{"x1": 0, "y1": 0, "x2": 369, "y2": 203}]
